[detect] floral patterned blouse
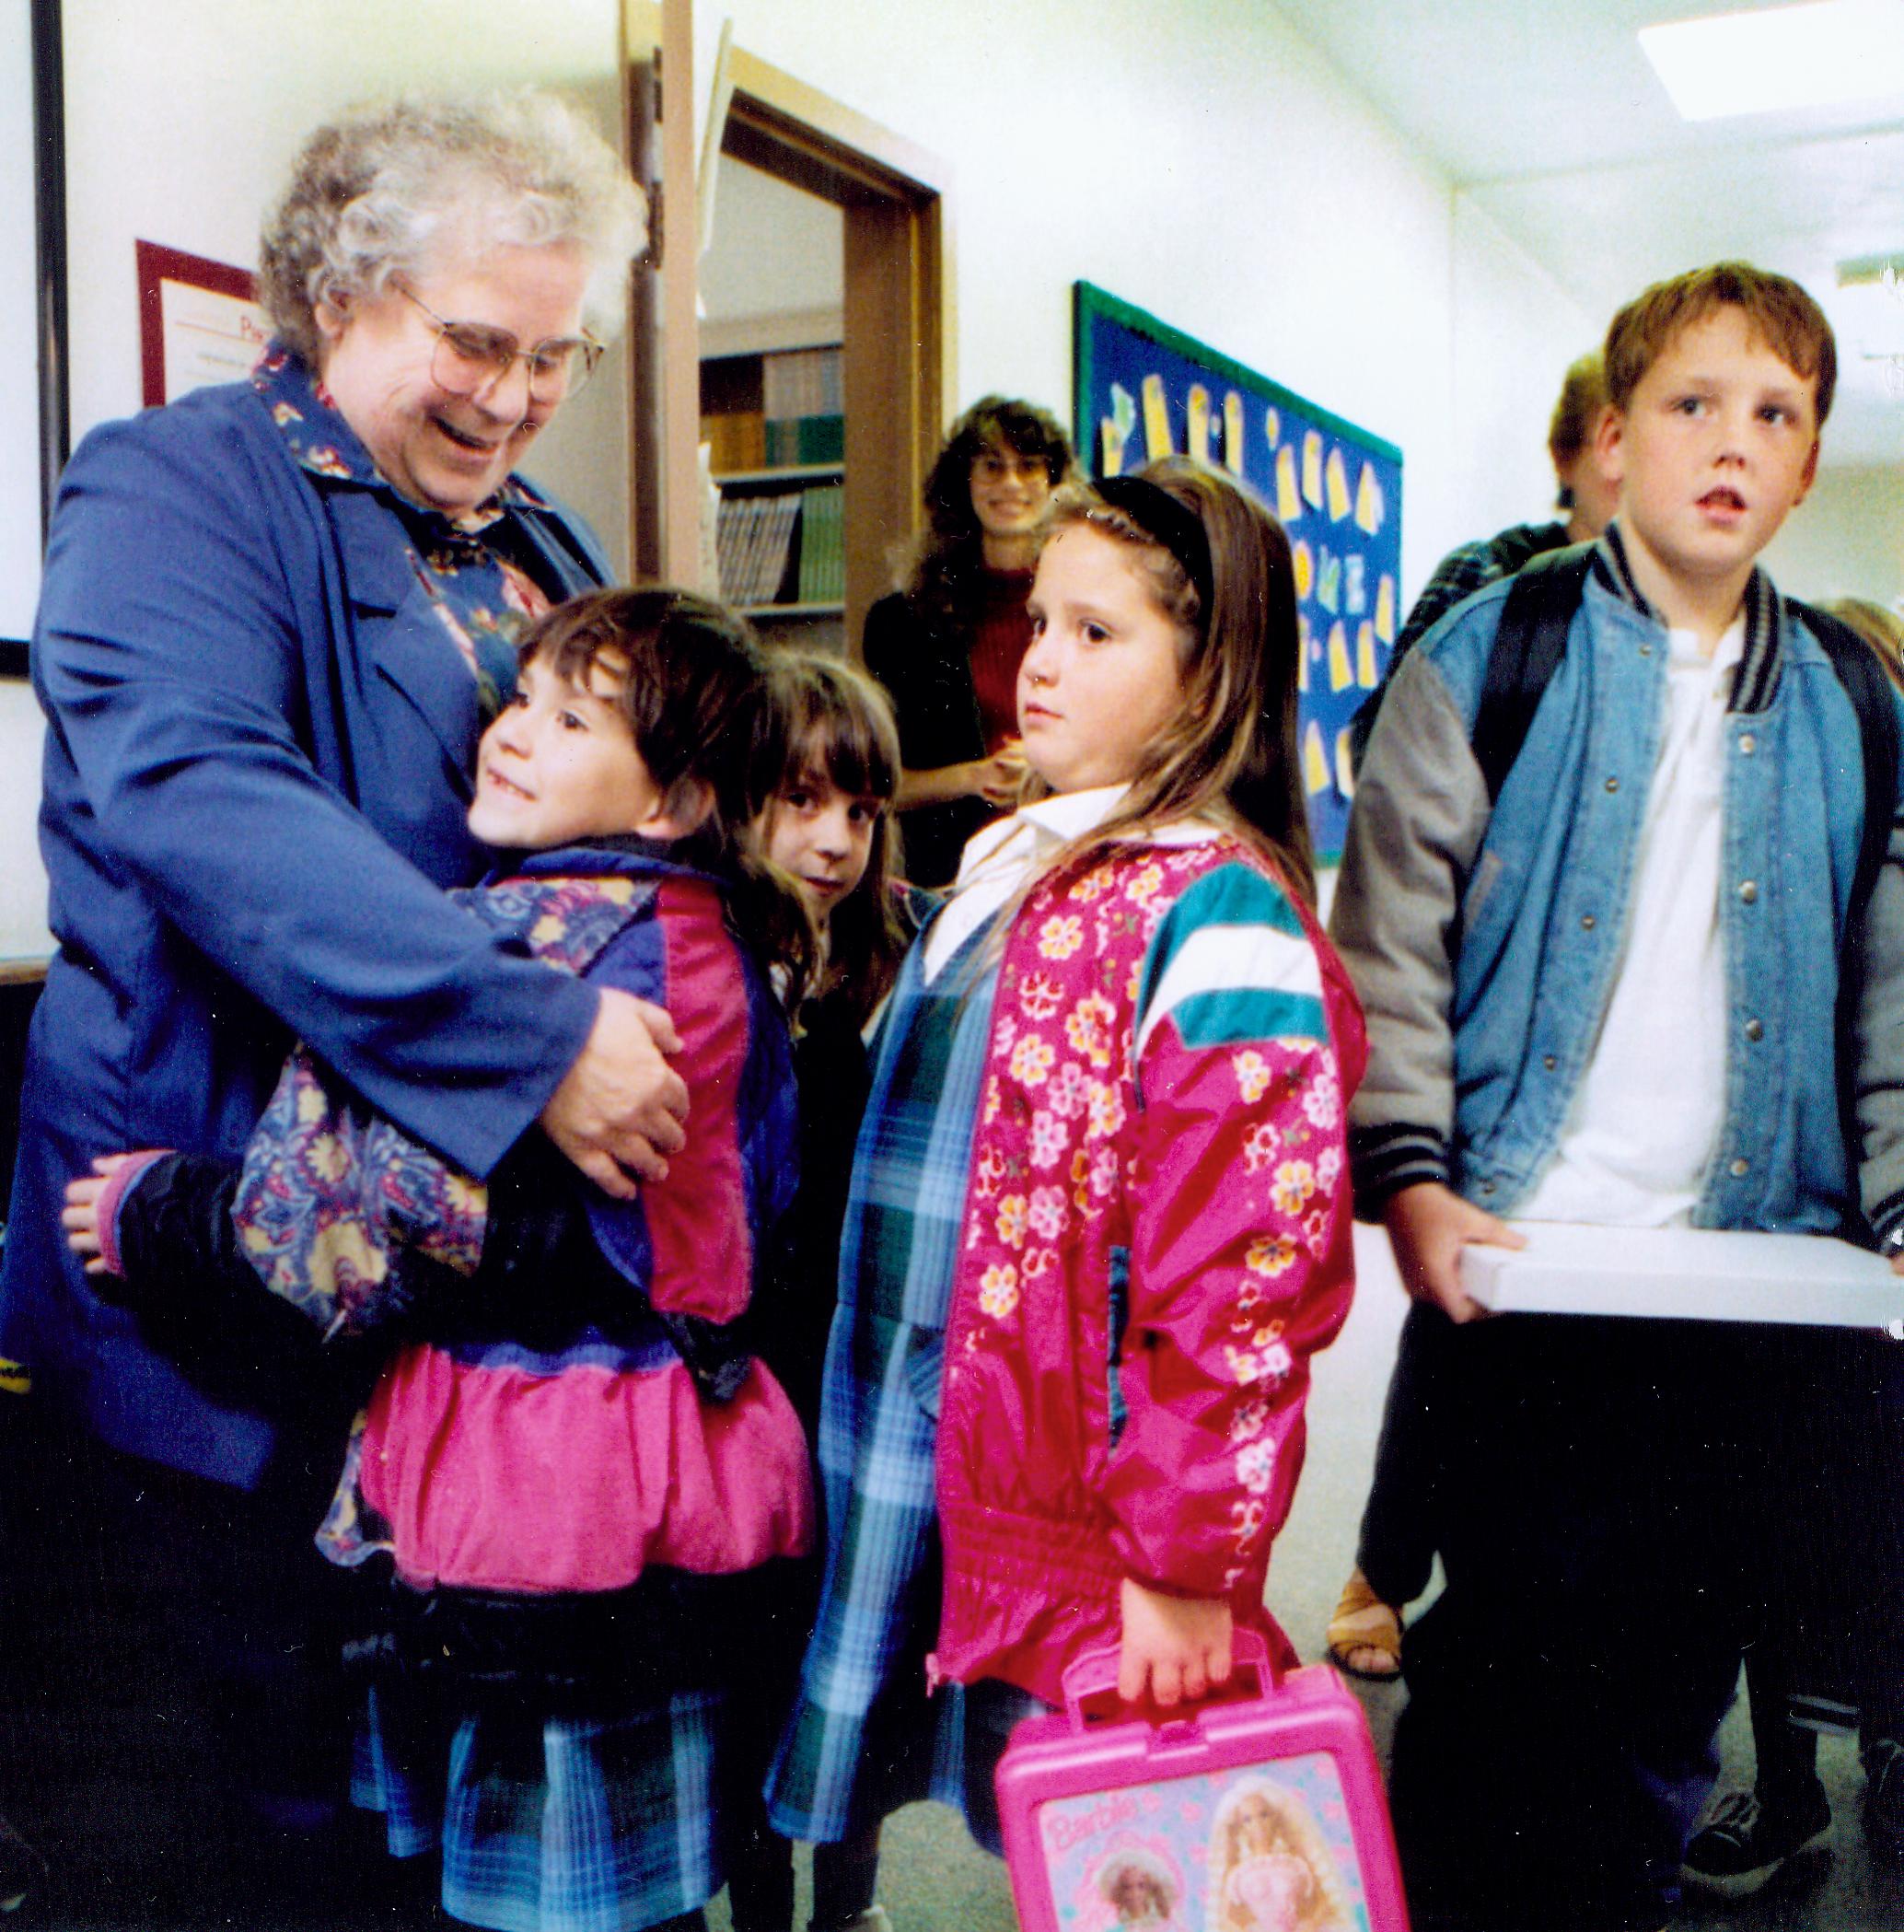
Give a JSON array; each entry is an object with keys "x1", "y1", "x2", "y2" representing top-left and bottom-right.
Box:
[{"x1": 255, "y1": 343, "x2": 560, "y2": 720}]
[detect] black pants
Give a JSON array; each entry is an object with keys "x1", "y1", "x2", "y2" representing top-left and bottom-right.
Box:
[
  {"x1": 1388, "y1": 1315, "x2": 1831, "y2": 1932},
  {"x1": 1355, "y1": 1300, "x2": 1459, "y2": 1606},
  {"x1": 1741, "y1": 1329, "x2": 1904, "y2": 1798},
  {"x1": 0, "y1": 1398, "x2": 364, "y2": 1914}
]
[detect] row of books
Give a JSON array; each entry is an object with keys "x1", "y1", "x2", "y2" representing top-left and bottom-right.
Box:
[
  {"x1": 702, "y1": 410, "x2": 845, "y2": 474},
  {"x1": 795, "y1": 483, "x2": 844, "y2": 605},
  {"x1": 715, "y1": 482, "x2": 845, "y2": 611},
  {"x1": 761, "y1": 344, "x2": 842, "y2": 419},
  {"x1": 716, "y1": 492, "x2": 800, "y2": 607}
]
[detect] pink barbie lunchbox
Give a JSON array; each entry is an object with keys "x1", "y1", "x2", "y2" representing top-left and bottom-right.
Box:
[{"x1": 995, "y1": 1634, "x2": 1408, "y2": 1932}]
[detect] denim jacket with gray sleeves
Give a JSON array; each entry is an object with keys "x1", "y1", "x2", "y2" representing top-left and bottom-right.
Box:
[{"x1": 1330, "y1": 531, "x2": 1904, "y2": 1243}]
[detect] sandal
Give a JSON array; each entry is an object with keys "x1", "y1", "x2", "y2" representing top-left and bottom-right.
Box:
[{"x1": 1325, "y1": 1567, "x2": 1403, "y2": 1682}]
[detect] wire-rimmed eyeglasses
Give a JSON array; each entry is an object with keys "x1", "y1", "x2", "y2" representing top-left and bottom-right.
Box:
[{"x1": 397, "y1": 285, "x2": 603, "y2": 404}]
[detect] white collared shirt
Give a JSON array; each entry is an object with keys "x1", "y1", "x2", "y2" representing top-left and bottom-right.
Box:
[
  {"x1": 1519, "y1": 613, "x2": 1746, "y2": 1227},
  {"x1": 921, "y1": 786, "x2": 1221, "y2": 983}
]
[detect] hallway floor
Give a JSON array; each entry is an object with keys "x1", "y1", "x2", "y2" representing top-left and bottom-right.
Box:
[{"x1": 6, "y1": 1228, "x2": 1900, "y2": 1930}]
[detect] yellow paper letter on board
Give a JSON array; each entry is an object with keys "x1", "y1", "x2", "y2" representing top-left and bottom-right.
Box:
[
  {"x1": 1326, "y1": 447, "x2": 1351, "y2": 523},
  {"x1": 1142, "y1": 374, "x2": 1173, "y2": 460},
  {"x1": 1336, "y1": 728, "x2": 1356, "y2": 799},
  {"x1": 1277, "y1": 445, "x2": 1302, "y2": 523},
  {"x1": 1376, "y1": 574, "x2": 1397, "y2": 644},
  {"x1": 1292, "y1": 540, "x2": 1314, "y2": 602},
  {"x1": 1224, "y1": 391, "x2": 1245, "y2": 474},
  {"x1": 1302, "y1": 430, "x2": 1324, "y2": 508},
  {"x1": 1355, "y1": 461, "x2": 1385, "y2": 534},
  {"x1": 1303, "y1": 721, "x2": 1329, "y2": 796},
  {"x1": 1328, "y1": 621, "x2": 1353, "y2": 692},
  {"x1": 1100, "y1": 421, "x2": 1126, "y2": 477},
  {"x1": 1186, "y1": 386, "x2": 1212, "y2": 465},
  {"x1": 1296, "y1": 613, "x2": 1311, "y2": 692},
  {"x1": 1265, "y1": 405, "x2": 1281, "y2": 450},
  {"x1": 1357, "y1": 621, "x2": 1378, "y2": 688}
]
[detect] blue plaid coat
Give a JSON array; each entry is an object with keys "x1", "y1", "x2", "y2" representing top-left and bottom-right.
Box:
[{"x1": 765, "y1": 913, "x2": 1015, "y2": 1843}]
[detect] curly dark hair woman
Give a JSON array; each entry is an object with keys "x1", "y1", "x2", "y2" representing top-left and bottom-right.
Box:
[{"x1": 861, "y1": 394, "x2": 1076, "y2": 885}]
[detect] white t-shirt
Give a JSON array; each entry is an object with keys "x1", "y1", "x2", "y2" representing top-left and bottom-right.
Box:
[{"x1": 1517, "y1": 615, "x2": 1746, "y2": 1228}]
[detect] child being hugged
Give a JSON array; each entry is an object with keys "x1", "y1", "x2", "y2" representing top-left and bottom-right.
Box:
[
  {"x1": 767, "y1": 459, "x2": 1366, "y2": 1913},
  {"x1": 65, "y1": 588, "x2": 816, "y2": 1932}
]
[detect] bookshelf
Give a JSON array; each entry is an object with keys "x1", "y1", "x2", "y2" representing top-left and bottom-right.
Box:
[{"x1": 703, "y1": 343, "x2": 846, "y2": 636}]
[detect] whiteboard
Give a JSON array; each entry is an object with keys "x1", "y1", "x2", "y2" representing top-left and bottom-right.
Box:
[{"x1": 0, "y1": 4, "x2": 43, "y2": 646}]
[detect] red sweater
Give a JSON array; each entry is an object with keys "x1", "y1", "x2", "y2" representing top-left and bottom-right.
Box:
[{"x1": 967, "y1": 567, "x2": 1035, "y2": 751}]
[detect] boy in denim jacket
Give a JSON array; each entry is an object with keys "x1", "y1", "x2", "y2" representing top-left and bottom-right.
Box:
[{"x1": 1332, "y1": 262, "x2": 1904, "y2": 1932}]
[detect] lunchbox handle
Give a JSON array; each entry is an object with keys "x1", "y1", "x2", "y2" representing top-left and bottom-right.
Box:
[{"x1": 1059, "y1": 1627, "x2": 1275, "y2": 1725}]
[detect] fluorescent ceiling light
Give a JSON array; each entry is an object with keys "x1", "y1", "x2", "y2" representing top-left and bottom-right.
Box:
[{"x1": 1641, "y1": 0, "x2": 1904, "y2": 120}]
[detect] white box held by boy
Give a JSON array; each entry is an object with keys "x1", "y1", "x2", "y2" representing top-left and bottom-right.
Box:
[{"x1": 1459, "y1": 1222, "x2": 1904, "y2": 1331}]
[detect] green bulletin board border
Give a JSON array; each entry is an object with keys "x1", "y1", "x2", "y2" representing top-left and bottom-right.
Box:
[{"x1": 1071, "y1": 282, "x2": 1404, "y2": 475}]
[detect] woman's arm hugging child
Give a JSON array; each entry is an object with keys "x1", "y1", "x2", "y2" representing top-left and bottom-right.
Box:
[{"x1": 65, "y1": 589, "x2": 826, "y2": 1932}]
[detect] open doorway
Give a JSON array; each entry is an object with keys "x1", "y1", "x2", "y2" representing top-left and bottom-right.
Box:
[
  {"x1": 627, "y1": 13, "x2": 951, "y2": 657},
  {"x1": 700, "y1": 157, "x2": 846, "y2": 653}
]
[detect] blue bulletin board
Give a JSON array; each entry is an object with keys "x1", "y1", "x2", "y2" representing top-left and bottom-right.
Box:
[{"x1": 1073, "y1": 284, "x2": 1403, "y2": 862}]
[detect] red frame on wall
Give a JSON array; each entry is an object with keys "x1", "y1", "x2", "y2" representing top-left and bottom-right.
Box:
[{"x1": 135, "y1": 239, "x2": 260, "y2": 408}]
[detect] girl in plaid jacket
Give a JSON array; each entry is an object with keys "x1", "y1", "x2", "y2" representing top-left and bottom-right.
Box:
[{"x1": 768, "y1": 460, "x2": 1365, "y2": 1921}]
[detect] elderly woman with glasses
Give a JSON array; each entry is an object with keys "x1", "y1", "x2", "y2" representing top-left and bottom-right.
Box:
[{"x1": 1, "y1": 91, "x2": 688, "y2": 1908}]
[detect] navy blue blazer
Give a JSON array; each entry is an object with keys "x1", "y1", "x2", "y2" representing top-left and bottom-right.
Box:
[{"x1": 1, "y1": 364, "x2": 609, "y2": 1485}]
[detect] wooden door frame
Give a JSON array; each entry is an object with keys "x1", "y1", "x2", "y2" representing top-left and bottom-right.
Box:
[{"x1": 626, "y1": 3, "x2": 954, "y2": 652}]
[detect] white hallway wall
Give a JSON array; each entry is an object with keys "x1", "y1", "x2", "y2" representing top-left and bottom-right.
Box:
[
  {"x1": 4, "y1": 0, "x2": 1587, "y2": 955},
  {"x1": 1763, "y1": 466, "x2": 1904, "y2": 611},
  {"x1": 726, "y1": 0, "x2": 1586, "y2": 599}
]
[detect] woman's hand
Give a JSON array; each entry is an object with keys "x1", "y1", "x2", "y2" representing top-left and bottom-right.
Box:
[
  {"x1": 539, "y1": 989, "x2": 690, "y2": 1199},
  {"x1": 971, "y1": 740, "x2": 1029, "y2": 808},
  {"x1": 1118, "y1": 1577, "x2": 1233, "y2": 1707},
  {"x1": 894, "y1": 748, "x2": 1029, "y2": 812}
]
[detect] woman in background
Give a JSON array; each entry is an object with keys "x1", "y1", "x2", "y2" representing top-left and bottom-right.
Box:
[{"x1": 862, "y1": 395, "x2": 1075, "y2": 886}]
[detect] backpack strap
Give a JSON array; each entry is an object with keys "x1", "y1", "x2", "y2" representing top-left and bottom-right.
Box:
[
  {"x1": 1469, "y1": 543, "x2": 1596, "y2": 804},
  {"x1": 1797, "y1": 599, "x2": 1901, "y2": 1243},
  {"x1": 1798, "y1": 599, "x2": 1900, "y2": 940}
]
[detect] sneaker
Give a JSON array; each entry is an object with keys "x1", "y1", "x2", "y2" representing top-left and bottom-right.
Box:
[
  {"x1": 1865, "y1": 1737, "x2": 1904, "y2": 1856},
  {"x1": 1682, "y1": 1784, "x2": 1832, "y2": 1898}
]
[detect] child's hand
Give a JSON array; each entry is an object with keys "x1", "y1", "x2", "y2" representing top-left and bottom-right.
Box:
[
  {"x1": 61, "y1": 1154, "x2": 137, "y2": 1275},
  {"x1": 1382, "y1": 1181, "x2": 1524, "y2": 1322},
  {"x1": 1118, "y1": 1577, "x2": 1233, "y2": 1707}
]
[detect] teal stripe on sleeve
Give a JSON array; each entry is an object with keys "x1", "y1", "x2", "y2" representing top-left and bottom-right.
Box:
[
  {"x1": 1136, "y1": 862, "x2": 1325, "y2": 1054},
  {"x1": 1138, "y1": 863, "x2": 1305, "y2": 1016},
  {"x1": 1167, "y1": 984, "x2": 1328, "y2": 1050}
]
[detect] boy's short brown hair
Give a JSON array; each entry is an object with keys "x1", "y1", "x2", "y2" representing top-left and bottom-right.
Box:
[{"x1": 1603, "y1": 262, "x2": 1837, "y2": 426}]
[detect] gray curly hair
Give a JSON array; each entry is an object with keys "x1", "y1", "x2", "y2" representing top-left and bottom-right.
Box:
[{"x1": 259, "y1": 91, "x2": 647, "y2": 367}]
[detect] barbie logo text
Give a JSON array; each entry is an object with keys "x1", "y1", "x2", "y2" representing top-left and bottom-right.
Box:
[{"x1": 1046, "y1": 1793, "x2": 1140, "y2": 1851}]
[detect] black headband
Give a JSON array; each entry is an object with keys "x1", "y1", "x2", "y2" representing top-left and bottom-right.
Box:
[{"x1": 1093, "y1": 474, "x2": 1214, "y2": 621}]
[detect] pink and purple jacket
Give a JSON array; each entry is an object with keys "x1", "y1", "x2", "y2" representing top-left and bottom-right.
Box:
[
  {"x1": 226, "y1": 843, "x2": 812, "y2": 1597},
  {"x1": 933, "y1": 836, "x2": 1366, "y2": 1706}
]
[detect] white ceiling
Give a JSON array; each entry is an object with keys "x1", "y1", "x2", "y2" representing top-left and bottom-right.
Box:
[{"x1": 1275, "y1": 0, "x2": 1904, "y2": 467}]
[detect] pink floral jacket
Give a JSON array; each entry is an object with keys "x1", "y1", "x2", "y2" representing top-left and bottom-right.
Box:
[{"x1": 933, "y1": 833, "x2": 1366, "y2": 1705}]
